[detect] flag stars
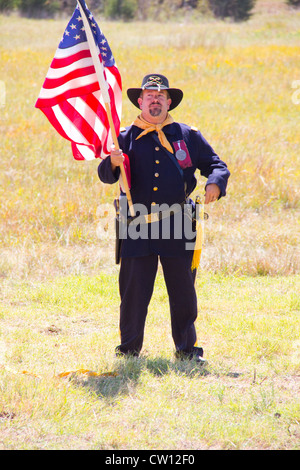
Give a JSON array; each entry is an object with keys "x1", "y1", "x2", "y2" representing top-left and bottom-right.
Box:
[{"x1": 57, "y1": 5, "x2": 115, "y2": 67}]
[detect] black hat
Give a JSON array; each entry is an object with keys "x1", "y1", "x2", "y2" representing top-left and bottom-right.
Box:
[{"x1": 127, "y1": 74, "x2": 183, "y2": 111}]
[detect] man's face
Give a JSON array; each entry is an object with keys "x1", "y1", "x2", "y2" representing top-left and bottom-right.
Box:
[{"x1": 138, "y1": 89, "x2": 172, "y2": 123}]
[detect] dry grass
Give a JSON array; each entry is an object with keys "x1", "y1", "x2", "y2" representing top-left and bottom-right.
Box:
[
  {"x1": 0, "y1": 0, "x2": 299, "y2": 450},
  {"x1": 0, "y1": 271, "x2": 299, "y2": 450},
  {"x1": 1, "y1": 2, "x2": 299, "y2": 279}
]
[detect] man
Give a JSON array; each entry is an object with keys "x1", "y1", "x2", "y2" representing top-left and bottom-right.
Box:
[{"x1": 98, "y1": 74, "x2": 230, "y2": 363}]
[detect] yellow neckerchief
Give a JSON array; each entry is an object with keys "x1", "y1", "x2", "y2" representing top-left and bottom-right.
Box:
[{"x1": 133, "y1": 113, "x2": 174, "y2": 154}]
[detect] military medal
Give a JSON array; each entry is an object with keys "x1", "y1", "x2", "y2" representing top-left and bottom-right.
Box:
[
  {"x1": 175, "y1": 144, "x2": 187, "y2": 161},
  {"x1": 173, "y1": 140, "x2": 192, "y2": 169}
]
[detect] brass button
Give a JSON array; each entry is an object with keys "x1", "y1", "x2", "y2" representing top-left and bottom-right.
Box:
[
  {"x1": 151, "y1": 202, "x2": 156, "y2": 206},
  {"x1": 155, "y1": 160, "x2": 160, "y2": 164},
  {"x1": 155, "y1": 146, "x2": 160, "y2": 151},
  {"x1": 153, "y1": 187, "x2": 158, "y2": 191},
  {"x1": 155, "y1": 173, "x2": 159, "y2": 177}
]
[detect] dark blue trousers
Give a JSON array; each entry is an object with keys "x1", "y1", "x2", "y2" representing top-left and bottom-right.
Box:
[{"x1": 117, "y1": 254, "x2": 198, "y2": 356}]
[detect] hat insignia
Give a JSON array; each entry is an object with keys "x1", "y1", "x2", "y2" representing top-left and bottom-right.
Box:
[
  {"x1": 149, "y1": 76, "x2": 163, "y2": 85},
  {"x1": 142, "y1": 75, "x2": 164, "y2": 91}
]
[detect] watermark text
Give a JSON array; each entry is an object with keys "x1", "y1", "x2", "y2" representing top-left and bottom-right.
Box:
[
  {"x1": 291, "y1": 80, "x2": 300, "y2": 105},
  {"x1": 96, "y1": 199, "x2": 204, "y2": 251}
]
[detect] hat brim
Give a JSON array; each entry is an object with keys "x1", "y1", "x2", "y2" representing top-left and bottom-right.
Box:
[{"x1": 127, "y1": 88, "x2": 183, "y2": 111}]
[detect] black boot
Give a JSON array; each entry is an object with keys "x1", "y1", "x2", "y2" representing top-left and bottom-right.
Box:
[
  {"x1": 115, "y1": 346, "x2": 139, "y2": 358},
  {"x1": 175, "y1": 346, "x2": 207, "y2": 365}
]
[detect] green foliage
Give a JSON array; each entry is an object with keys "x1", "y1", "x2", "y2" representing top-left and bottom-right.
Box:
[
  {"x1": 18, "y1": 0, "x2": 60, "y2": 17},
  {"x1": 0, "y1": 0, "x2": 20, "y2": 12},
  {"x1": 0, "y1": 0, "x2": 256, "y2": 20},
  {"x1": 59, "y1": 0, "x2": 104, "y2": 15},
  {"x1": 104, "y1": 0, "x2": 138, "y2": 20},
  {"x1": 208, "y1": 0, "x2": 256, "y2": 21}
]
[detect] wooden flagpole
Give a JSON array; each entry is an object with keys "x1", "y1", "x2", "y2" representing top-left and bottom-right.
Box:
[{"x1": 77, "y1": 0, "x2": 135, "y2": 217}]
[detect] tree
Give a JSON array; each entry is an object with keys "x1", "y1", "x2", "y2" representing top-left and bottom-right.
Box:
[
  {"x1": 19, "y1": 0, "x2": 60, "y2": 17},
  {"x1": 59, "y1": 0, "x2": 103, "y2": 15},
  {"x1": 286, "y1": 0, "x2": 300, "y2": 6},
  {"x1": 104, "y1": 0, "x2": 138, "y2": 20},
  {"x1": 0, "y1": 0, "x2": 20, "y2": 12},
  {"x1": 208, "y1": 0, "x2": 256, "y2": 21}
]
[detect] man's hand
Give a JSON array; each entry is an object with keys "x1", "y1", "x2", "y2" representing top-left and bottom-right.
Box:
[
  {"x1": 110, "y1": 145, "x2": 124, "y2": 171},
  {"x1": 205, "y1": 183, "x2": 221, "y2": 204}
]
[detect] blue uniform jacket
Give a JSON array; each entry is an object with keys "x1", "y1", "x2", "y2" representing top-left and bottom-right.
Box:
[{"x1": 98, "y1": 121, "x2": 230, "y2": 258}]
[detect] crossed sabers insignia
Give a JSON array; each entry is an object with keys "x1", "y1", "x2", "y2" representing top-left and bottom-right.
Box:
[{"x1": 143, "y1": 76, "x2": 164, "y2": 91}]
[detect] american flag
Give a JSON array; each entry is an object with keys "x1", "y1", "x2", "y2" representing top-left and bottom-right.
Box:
[{"x1": 35, "y1": 1, "x2": 122, "y2": 161}]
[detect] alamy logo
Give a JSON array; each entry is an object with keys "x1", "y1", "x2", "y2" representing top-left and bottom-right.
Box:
[{"x1": 96, "y1": 199, "x2": 203, "y2": 251}]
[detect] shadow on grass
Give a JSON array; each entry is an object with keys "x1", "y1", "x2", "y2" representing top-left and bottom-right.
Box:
[{"x1": 76, "y1": 356, "x2": 212, "y2": 400}]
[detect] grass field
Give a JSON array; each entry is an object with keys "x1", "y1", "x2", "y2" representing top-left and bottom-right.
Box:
[{"x1": 0, "y1": 0, "x2": 299, "y2": 450}]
